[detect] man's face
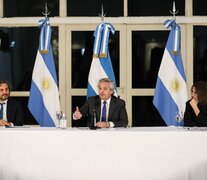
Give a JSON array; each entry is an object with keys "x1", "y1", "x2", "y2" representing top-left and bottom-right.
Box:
[
  {"x1": 0, "y1": 83, "x2": 10, "y2": 101},
  {"x1": 98, "y1": 82, "x2": 113, "y2": 101}
]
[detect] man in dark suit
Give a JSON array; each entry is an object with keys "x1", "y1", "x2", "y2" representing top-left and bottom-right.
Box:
[
  {"x1": 73, "y1": 78, "x2": 128, "y2": 128},
  {"x1": 0, "y1": 80, "x2": 24, "y2": 126}
]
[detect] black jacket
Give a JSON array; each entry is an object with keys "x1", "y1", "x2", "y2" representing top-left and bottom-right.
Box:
[
  {"x1": 7, "y1": 98, "x2": 24, "y2": 126},
  {"x1": 184, "y1": 100, "x2": 207, "y2": 127},
  {"x1": 78, "y1": 96, "x2": 128, "y2": 127}
]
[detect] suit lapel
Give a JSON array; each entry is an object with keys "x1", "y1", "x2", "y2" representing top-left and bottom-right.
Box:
[
  {"x1": 6, "y1": 99, "x2": 11, "y2": 121},
  {"x1": 95, "y1": 97, "x2": 101, "y2": 122},
  {"x1": 108, "y1": 96, "x2": 116, "y2": 120}
]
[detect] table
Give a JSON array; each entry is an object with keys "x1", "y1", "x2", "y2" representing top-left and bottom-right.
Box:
[{"x1": 0, "y1": 127, "x2": 207, "y2": 180}]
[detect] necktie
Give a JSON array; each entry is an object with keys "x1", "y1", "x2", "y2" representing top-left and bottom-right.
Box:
[
  {"x1": 101, "y1": 101, "x2": 107, "y2": 122},
  {"x1": 0, "y1": 103, "x2": 4, "y2": 119}
]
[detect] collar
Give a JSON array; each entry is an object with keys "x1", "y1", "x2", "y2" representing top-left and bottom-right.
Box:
[
  {"x1": 0, "y1": 99, "x2": 8, "y2": 104},
  {"x1": 101, "y1": 97, "x2": 111, "y2": 105}
]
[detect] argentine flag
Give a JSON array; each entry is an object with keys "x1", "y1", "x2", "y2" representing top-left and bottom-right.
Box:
[
  {"x1": 87, "y1": 22, "x2": 118, "y2": 97},
  {"x1": 153, "y1": 20, "x2": 187, "y2": 126},
  {"x1": 28, "y1": 17, "x2": 60, "y2": 127}
]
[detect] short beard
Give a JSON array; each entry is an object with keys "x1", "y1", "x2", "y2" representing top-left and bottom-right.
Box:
[{"x1": 1, "y1": 95, "x2": 9, "y2": 101}]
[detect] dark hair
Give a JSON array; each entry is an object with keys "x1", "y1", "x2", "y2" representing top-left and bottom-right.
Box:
[
  {"x1": 0, "y1": 80, "x2": 12, "y2": 91},
  {"x1": 192, "y1": 81, "x2": 207, "y2": 106}
]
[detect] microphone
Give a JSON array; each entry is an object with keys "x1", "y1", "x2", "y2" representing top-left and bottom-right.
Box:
[{"x1": 90, "y1": 108, "x2": 97, "y2": 130}]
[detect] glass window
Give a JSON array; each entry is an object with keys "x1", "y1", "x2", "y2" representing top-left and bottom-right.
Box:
[
  {"x1": 132, "y1": 96, "x2": 166, "y2": 126},
  {"x1": 0, "y1": 27, "x2": 59, "y2": 91},
  {"x1": 72, "y1": 96, "x2": 87, "y2": 127},
  {"x1": 4, "y1": 0, "x2": 59, "y2": 17},
  {"x1": 13, "y1": 97, "x2": 38, "y2": 125},
  {"x1": 132, "y1": 31, "x2": 168, "y2": 88},
  {"x1": 193, "y1": 0, "x2": 207, "y2": 16},
  {"x1": 193, "y1": 26, "x2": 207, "y2": 82},
  {"x1": 128, "y1": 0, "x2": 185, "y2": 16},
  {"x1": 67, "y1": 0, "x2": 123, "y2": 16},
  {"x1": 72, "y1": 31, "x2": 120, "y2": 88}
]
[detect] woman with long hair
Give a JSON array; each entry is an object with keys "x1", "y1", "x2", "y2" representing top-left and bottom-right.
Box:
[{"x1": 184, "y1": 81, "x2": 207, "y2": 127}]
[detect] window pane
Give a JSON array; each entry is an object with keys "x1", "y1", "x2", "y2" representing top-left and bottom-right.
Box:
[
  {"x1": 67, "y1": 0, "x2": 123, "y2": 16},
  {"x1": 132, "y1": 31, "x2": 168, "y2": 88},
  {"x1": 0, "y1": 27, "x2": 59, "y2": 91},
  {"x1": 13, "y1": 97, "x2": 38, "y2": 125},
  {"x1": 132, "y1": 96, "x2": 166, "y2": 126},
  {"x1": 4, "y1": 0, "x2": 59, "y2": 17},
  {"x1": 128, "y1": 0, "x2": 185, "y2": 16},
  {"x1": 193, "y1": 0, "x2": 207, "y2": 16},
  {"x1": 193, "y1": 26, "x2": 207, "y2": 82},
  {"x1": 72, "y1": 31, "x2": 120, "y2": 88},
  {"x1": 72, "y1": 96, "x2": 87, "y2": 127}
]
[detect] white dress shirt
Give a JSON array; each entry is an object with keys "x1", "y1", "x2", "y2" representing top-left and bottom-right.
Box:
[
  {"x1": 0, "y1": 99, "x2": 8, "y2": 121},
  {"x1": 100, "y1": 98, "x2": 114, "y2": 128}
]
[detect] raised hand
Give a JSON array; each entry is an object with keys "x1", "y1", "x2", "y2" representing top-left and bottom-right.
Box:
[{"x1": 73, "y1": 106, "x2": 82, "y2": 120}]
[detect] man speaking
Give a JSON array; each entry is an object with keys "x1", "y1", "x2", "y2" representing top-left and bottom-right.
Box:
[{"x1": 73, "y1": 78, "x2": 128, "y2": 128}]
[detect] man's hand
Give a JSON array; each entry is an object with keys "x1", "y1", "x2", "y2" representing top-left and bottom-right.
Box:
[
  {"x1": 73, "y1": 106, "x2": 82, "y2": 120},
  {"x1": 0, "y1": 119, "x2": 11, "y2": 126},
  {"x1": 96, "y1": 121, "x2": 110, "y2": 128}
]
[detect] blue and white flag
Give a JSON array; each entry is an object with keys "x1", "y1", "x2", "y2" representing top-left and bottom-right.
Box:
[
  {"x1": 87, "y1": 22, "x2": 118, "y2": 97},
  {"x1": 153, "y1": 19, "x2": 188, "y2": 126},
  {"x1": 28, "y1": 17, "x2": 60, "y2": 127}
]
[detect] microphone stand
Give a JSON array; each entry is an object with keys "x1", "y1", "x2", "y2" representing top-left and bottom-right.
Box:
[{"x1": 90, "y1": 109, "x2": 97, "y2": 130}]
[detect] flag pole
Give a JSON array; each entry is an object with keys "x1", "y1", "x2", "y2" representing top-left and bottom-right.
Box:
[
  {"x1": 99, "y1": 4, "x2": 106, "y2": 22},
  {"x1": 153, "y1": 1, "x2": 187, "y2": 126},
  {"x1": 28, "y1": 1, "x2": 61, "y2": 127},
  {"x1": 42, "y1": 2, "x2": 50, "y2": 17},
  {"x1": 170, "y1": 1, "x2": 178, "y2": 20},
  {"x1": 87, "y1": 5, "x2": 118, "y2": 97},
  {"x1": 39, "y1": 2, "x2": 51, "y2": 54}
]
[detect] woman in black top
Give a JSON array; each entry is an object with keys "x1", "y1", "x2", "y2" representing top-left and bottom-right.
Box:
[{"x1": 184, "y1": 81, "x2": 207, "y2": 127}]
